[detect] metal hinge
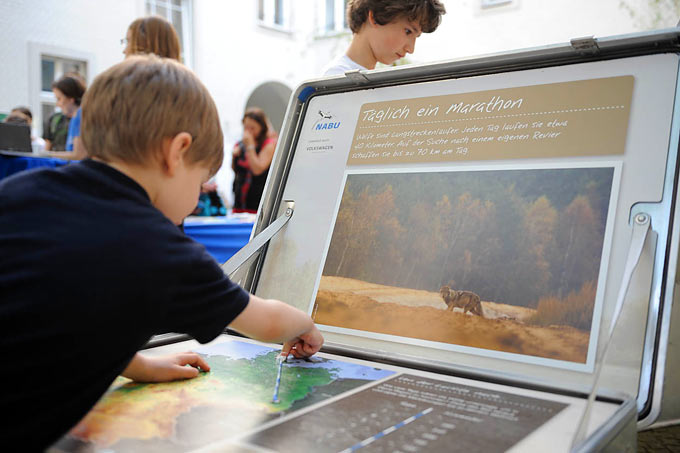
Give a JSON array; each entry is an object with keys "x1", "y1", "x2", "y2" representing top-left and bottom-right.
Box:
[
  {"x1": 344, "y1": 69, "x2": 371, "y2": 84},
  {"x1": 570, "y1": 36, "x2": 600, "y2": 55}
]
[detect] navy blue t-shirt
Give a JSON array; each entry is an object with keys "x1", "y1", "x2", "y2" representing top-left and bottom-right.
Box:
[{"x1": 0, "y1": 159, "x2": 250, "y2": 450}]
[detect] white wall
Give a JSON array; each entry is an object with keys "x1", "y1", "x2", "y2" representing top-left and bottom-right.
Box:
[
  {"x1": 1, "y1": 0, "x2": 673, "y2": 133},
  {"x1": 412, "y1": 0, "x2": 643, "y2": 65},
  {"x1": 0, "y1": 0, "x2": 142, "y2": 130},
  {"x1": 192, "y1": 1, "x2": 347, "y2": 205},
  {"x1": 0, "y1": 0, "x2": 674, "y2": 206},
  {"x1": 192, "y1": 1, "x2": 340, "y2": 146}
]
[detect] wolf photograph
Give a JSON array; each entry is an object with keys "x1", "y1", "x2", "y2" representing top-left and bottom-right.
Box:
[{"x1": 312, "y1": 166, "x2": 616, "y2": 365}]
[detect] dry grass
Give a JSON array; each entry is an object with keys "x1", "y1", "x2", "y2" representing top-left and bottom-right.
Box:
[
  {"x1": 314, "y1": 276, "x2": 590, "y2": 363},
  {"x1": 527, "y1": 281, "x2": 595, "y2": 331}
]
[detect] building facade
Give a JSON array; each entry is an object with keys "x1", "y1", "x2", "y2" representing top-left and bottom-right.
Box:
[{"x1": 1, "y1": 0, "x2": 673, "y2": 204}]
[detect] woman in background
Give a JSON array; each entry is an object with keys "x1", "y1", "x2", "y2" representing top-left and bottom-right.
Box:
[
  {"x1": 46, "y1": 73, "x2": 85, "y2": 157},
  {"x1": 232, "y1": 108, "x2": 277, "y2": 213},
  {"x1": 123, "y1": 15, "x2": 181, "y2": 60}
]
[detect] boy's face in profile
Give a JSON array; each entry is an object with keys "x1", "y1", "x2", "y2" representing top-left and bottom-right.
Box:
[
  {"x1": 368, "y1": 15, "x2": 422, "y2": 66},
  {"x1": 155, "y1": 158, "x2": 211, "y2": 225}
]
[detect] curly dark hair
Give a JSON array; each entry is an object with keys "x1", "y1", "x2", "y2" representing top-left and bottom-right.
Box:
[{"x1": 347, "y1": 0, "x2": 446, "y2": 34}]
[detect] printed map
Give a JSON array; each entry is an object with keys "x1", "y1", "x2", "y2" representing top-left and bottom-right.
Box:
[{"x1": 51, "y1": 339, "x2": 394, "y2": 452}]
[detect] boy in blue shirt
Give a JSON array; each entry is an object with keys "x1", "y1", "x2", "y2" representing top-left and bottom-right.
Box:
[{"x1": 0, "y1": 55, "x2": 323, "y2": 450}]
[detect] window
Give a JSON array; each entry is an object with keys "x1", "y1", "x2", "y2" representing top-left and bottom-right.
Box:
[
  {"x1": 29, "y1": 43, "x2": 93, "y2": 137},
  {"x1": 38, "y1": 55, "x2": 87, "y2": 136},
  {"x1": 317, "y1": 0, "x2": 349, "y2": 35},
  {"x1": 258, "y1": 0, "x2": 292, "y2": 31},
  {"x1": 145, "y1": 0, "x2": 193, "y2": 66}
]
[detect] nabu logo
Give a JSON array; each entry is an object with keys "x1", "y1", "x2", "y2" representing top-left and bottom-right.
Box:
[{"x1": 312, "y1": 109, "x2": 341, "y2": 131}]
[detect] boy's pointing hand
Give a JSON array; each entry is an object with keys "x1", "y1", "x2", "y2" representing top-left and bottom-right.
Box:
[{"x1": 282, "y1": 325, "x2": 324, "y2": 359}]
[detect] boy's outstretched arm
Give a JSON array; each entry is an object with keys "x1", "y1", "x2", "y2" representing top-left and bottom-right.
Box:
[
  {"x1": 122, "y1": 352, "x2": 210, "y2": 383},
  {"x1": 229, "y1": 294, "x2": 324, "y2": 358}
]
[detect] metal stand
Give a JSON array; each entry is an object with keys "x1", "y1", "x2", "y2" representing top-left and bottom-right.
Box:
[{"x1": 221, "y1": 200, "x2": 295, "y2": 277}]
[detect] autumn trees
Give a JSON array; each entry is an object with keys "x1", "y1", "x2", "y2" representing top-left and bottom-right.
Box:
[{"x1": 322, "y1": 168, "x2": 613, "y2": 331}]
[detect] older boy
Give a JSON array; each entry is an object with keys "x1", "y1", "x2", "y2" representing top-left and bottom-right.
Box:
[
  {"x1": 323, "y1": 0, "x2": 446, "y2": 76},
  {"x1": 0, "y1": 55, "x2": 323, "y2": 450}
]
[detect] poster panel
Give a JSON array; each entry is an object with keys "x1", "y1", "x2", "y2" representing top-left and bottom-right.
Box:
[{"x1": 311, "y1": 163, "x2": 621, "y2": 371}]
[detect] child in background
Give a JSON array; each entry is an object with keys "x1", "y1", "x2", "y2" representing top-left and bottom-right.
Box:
[
  {"x1": 193, "y1": 179, "x2": 227, "y2": 216},
  {"x1": 0, "y1": 55, "x2": 323, "y2": 451},
  {"x1": 4, "y1": 106, "x2": 46, "y2": 152},
  {"x1": 323, "y1": 0, "x2": 446, "y2": 76}
]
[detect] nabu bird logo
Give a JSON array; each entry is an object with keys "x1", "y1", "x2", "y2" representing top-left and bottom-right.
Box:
[{"x1": 312, "y1": 109, "x2": 341, "y2": 131}]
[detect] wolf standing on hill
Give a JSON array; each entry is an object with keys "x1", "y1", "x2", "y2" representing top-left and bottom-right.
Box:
[{"x1": 439, "y1": 285, "x2": 484, "y2": 317}]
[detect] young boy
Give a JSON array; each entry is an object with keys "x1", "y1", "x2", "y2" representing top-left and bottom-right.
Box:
[
  {"x1": 0, "y1": 55, "x2": 323, "y2": 450},
  {"x1": 323, "y1": 0, "x2": 446, "y2": 76}
]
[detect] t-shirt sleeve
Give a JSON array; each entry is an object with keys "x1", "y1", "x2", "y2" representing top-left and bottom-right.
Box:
[
  {"x1": 323, "y1": 55, "x2": 367, "y2": 77},
  {"x1": 323, "y1": 65, "x2": 346, "y2": 76},
  {"x1": 65, "y1": 108, "x2": 82, "y2": 151},
  {"x1": 159, "y1": 239, "x2": 251, "y2": 343}
]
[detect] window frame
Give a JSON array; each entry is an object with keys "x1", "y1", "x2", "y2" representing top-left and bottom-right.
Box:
[
  {"x1": 317, "y1": 0, "x2": 350, "y2": 37},
  {"x1": 257, "y1": 0, "x2": 293, "y2": 33},
  {"x1": 28, "y1": 42, "x2": 94, "y2": 137}
]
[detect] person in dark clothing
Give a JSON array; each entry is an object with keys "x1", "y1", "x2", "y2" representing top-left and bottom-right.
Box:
[
  {"x1": 42, "y1": 110, "x2": 70, "y2": 151},
  {"x1": 0, "y1": 55, "x2": 323, "y2": 451},
  {"x1": 231, "y1": 107, "x2": 277, "y2": 212},
  {"x1": 45, "y1": 73, "x2": 86, "y2": 154}
]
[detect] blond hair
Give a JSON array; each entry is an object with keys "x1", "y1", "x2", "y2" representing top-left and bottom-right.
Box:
[
  {"x1": 81, "y1": 55, "x2": 223, "y2": 174},
  {"x1": 127, "y1": 16, "x2": 181, "y2": 61}
]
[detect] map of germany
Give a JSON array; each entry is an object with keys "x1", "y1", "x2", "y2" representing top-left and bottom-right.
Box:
[{"x1": 51, "y1": 339, "x2": 394, "y2": 452}]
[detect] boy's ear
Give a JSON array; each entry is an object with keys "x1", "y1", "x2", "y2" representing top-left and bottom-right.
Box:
[
  {"x1": 160, "y1": 132, "x2": 193, "y2": 176},
  {"x1": 368, "y1": 10, "x2": 376, "y2": 26}
]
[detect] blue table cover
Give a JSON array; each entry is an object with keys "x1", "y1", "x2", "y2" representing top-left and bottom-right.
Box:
[
  {"x1": 183, "y1": 217, "x2": 254, "y2": 264},
  {"x1": 0, "y1": 154, "x2": 69, "y2": 180}
]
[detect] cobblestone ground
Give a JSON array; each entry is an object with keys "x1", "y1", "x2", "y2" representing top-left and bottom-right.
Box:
[{"x1": 638, "y1": 425, "x2": 680, "y2": 452}]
